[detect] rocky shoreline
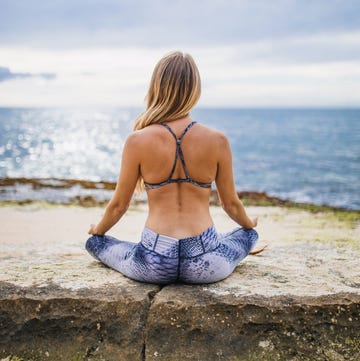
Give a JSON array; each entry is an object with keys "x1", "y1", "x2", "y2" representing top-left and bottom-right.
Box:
[{"x1": 1, "y1": 177, "x2": 359, "y2": 214}]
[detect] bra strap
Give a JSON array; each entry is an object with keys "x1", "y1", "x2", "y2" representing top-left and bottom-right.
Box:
[
  {"x1": 159, "y1": 121, "x2": 197, "y2": 181},
  {"x1": 159, "y1": 121, "x2": 197, "y2": 140}
]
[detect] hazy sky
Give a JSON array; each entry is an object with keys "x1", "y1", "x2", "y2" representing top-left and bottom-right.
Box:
[{"x1": 0, "y1": 0, "x2": 359, "y2": 107}]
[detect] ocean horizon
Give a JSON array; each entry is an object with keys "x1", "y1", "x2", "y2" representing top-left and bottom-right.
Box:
[{"x1": 0, "y1": 106, "x2": 359, "y2": 210}]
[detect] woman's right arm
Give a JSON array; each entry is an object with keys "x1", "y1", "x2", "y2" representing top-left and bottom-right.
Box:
[
  {"x1": 214, "y1": 132, "x2": 257, "y2": 229},
  {"x1": 88, "y1": 132, "x2": 141, "y2": 235}
]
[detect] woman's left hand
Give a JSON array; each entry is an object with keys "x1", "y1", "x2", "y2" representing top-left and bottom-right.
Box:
[{"x1": 88, "y1": 224, "x2": 98, "y2": 235}]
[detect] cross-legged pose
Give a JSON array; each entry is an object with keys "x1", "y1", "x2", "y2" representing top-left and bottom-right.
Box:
[{"x1": 86, "y1": 51, "x2": 264, "y2": 284}]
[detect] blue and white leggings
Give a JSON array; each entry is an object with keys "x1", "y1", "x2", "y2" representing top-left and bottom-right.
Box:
[{"x1": 86, "y1": 225, "x2": 258, "y2": 284}]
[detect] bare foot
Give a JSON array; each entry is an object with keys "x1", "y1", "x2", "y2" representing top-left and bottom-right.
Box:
[{"x1": 249, "y1": 244, "x2": 268, "y2": 255}]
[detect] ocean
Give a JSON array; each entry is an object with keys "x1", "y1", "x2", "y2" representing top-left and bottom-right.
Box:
[{"x1": 0, "y1": 107, "x2": 359, "y2": 210}]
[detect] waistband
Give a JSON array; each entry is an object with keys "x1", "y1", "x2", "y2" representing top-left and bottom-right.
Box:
[{"x1": 140, "y1": 225, "x2": 219, "y2": 258}]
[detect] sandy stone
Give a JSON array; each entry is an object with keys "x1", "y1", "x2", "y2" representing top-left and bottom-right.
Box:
[{"x1": 1, "y1": 204, "x2": 359, "y2": 360}]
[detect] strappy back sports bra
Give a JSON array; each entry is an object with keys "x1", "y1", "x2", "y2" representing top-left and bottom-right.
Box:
[{"x1": 144, "y1": 121, "x2": 212, "y2": 190}]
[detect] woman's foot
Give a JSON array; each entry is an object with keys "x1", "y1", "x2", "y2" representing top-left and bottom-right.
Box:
[{"x1": 249, "y1": 244, "x2": 268, "y2": 255}]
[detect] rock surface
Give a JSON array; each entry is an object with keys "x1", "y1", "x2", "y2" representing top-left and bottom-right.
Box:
[
  {"x1": 1, "y1": 204, "x2": 360, "y2": 360},
  {"x1": 0, "y1": 281, "x2": 159, "y2": 361}
]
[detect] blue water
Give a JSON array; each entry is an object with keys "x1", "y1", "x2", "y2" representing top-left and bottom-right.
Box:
[{"x1": 0, "y1": 107, "x2": 359, "y2": 209}]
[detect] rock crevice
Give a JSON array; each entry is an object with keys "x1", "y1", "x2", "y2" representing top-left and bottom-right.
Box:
[{"x1": 142, "y1": 286, "x2": 165, "y2": 361}]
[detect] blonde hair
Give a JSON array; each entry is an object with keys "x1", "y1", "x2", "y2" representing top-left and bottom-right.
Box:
[
  {"x1": 133, "y1": 51, "x2": 201, "y2": 131},
  {"x1": 133, "y1": 51, "x2": 201, "y2": 193}
]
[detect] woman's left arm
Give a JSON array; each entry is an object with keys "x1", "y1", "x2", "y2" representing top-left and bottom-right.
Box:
[{"x1": 88, "y1": 133, "x2": 141, "y2": 235}]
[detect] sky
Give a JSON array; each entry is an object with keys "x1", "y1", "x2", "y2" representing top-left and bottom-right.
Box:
[{"x1": 0, "y1": 0, "x2": 360, "y2": 108}]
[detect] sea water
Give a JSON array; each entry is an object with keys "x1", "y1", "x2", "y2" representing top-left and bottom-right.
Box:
[{"x1": 0, "y1": 107, "x2": 359, "y2": 209}]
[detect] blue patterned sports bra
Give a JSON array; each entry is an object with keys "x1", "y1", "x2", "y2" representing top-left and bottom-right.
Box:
[{"x1": 144, "y1": 121, "x2": 212, "y2": 190}]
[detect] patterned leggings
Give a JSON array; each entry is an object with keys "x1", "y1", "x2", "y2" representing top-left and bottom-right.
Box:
[{"x1": 86, "y1": 225, "x2": 258, "y2": 284}]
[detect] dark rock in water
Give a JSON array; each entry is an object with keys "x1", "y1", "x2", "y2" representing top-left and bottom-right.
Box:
[
  {"x1": 0, "y1": 177, "x2": 116, "y2": 190},
  {"x1": 3, "y1": 176, "x2": 355, "y2": 212}
]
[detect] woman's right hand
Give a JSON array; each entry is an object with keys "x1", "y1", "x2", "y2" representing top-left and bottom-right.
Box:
[
  {"x1": 250, "y1": 217, "x2": 258, "y2": 228},
  {"x1": 88, "y1": 224, "x2": 98, "y2": 235},
  {"x1": 244, "y1": 216, "x2": 258, "y2": 229}
]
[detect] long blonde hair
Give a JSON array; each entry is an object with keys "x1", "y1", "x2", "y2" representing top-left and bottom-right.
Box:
[
  {"x1": 133, "y1": 51, "x2": 201, "y2": 193},
  {"x1": 133, "y1": 51, "x2": 201, "y2": 131}
]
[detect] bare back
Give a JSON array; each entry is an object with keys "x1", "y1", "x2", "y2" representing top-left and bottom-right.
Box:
[{"x1": 137, "y1": 117, "x2": 221, "y2": 238}]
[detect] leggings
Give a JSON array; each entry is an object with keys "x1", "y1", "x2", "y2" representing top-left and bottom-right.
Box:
[{"x1": 85, "y1": 225, "x2": 258, "y2": 284}]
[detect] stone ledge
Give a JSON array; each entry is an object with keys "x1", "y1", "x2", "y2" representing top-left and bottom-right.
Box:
[
  {"x1": 1, "y1": 205, "x2": 359, "y2": 360},
  {"x1": 1, "y1": 281, "x2": 359, "y2": 361}
]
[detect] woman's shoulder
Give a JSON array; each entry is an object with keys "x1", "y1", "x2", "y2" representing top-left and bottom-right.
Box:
[
  {"x1": 125, "y1": 124, "x2": 164, "y2": 151},
  {"x1": 127, "y1": 124, "x2": 157, "y2": 138},
  {"x1": 127, "y1": 121, "x2": 228, "y2": 146},
  {"x1": 194, "y1": 122, "x2": 229, "y2": 145},
  {"x1": 196, "y1": 122, "x2": 226, "y2": 135}
]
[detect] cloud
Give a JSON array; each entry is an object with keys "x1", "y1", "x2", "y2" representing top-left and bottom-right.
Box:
[
  {"x1": 0, "y1": 66, "x2": 56, "y2": 82},
  {"x1": 0, "y1": 0, "x2": 359, "y2": 107},
  {"x1": 0, "y1": 0, "x2": 359, "y2": 48},
  {"x1": 0, "y1": 46, "x2": 359, "y2": 108},
  {"x1": 200, "y1": 30, "x2": 360, "y2": 66}
]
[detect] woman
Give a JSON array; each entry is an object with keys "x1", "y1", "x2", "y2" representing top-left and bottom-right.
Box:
[{"x1": 86, "y1": 51, "x2": 263, "y2": 284}]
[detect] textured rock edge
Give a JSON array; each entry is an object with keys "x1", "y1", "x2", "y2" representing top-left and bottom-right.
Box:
[
  {"x1": 0, "y1": 281, "x2": 159, "y2": 361},
  {"x1": 145, "y1": 285, "x2": 360, "y2": 361},
  {"x1": 1, "y1": 282, "x2": 360, "y2": 361}
]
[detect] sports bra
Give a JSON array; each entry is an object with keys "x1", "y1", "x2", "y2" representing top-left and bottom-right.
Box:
[{"x1": 144, "y1": 121, "x2": 212, "y2": 190}]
